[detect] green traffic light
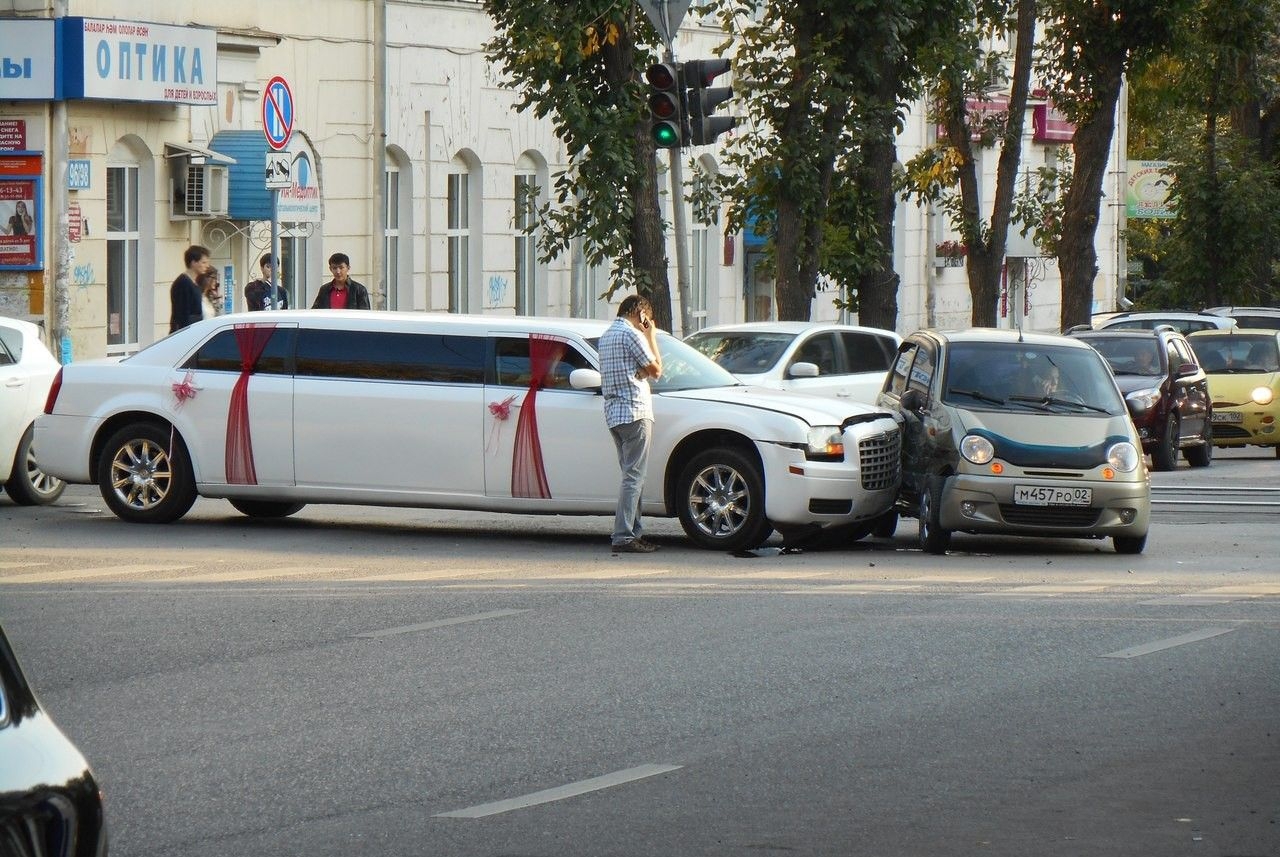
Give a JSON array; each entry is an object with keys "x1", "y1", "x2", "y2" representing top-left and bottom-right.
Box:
[{"x1": 654, "y1": 123, "x2": 680, "y2": 147}]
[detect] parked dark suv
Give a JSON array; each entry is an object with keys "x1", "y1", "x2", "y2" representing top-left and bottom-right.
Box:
[{"x1": 1068, "y1": 327, "x2": 1213, "y2": 470}]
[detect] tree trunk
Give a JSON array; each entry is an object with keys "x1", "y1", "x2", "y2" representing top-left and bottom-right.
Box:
[
  {"x1": 628, "y1": 125, "x2": 673, "y2": 329},
  {"x1": 856, "y1": 75, "x2": 904, "y2": 332},
  {"x1": 1058, "y1": 70, "x2": 1123, "y2": 331}
]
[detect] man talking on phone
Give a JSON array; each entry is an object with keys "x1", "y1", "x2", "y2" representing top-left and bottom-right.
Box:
[{"x1": 598, "y1": 294, "x2": 663, "y2": 553}]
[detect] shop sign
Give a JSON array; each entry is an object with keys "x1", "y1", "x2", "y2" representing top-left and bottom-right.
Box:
[{"x1": 60, "y1": 18, "x2": 217, "y2": 105}]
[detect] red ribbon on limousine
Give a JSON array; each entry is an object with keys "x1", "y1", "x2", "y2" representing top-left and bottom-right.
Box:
[
  {"x1": 225, "y1": 322, "x2": 277, "y2": 485},
  {"x1": 510, "y1": 334, "x2": 567, "y2": 499}
]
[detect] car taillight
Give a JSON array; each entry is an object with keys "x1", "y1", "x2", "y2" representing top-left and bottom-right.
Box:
[{"x1": 43, "y1": 368, "x2": 63, "y2": 414}]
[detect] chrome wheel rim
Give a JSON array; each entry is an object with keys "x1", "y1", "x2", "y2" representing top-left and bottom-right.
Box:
[
  {"x1": 24, "y1": 443, "x2": 64, "y2": 499},
  {"x1": 109, "y1": 437, "x2": 173, "y2": 511},
  {"x1": 687, "y1": 463, "x2": 750, "y2": 539}
]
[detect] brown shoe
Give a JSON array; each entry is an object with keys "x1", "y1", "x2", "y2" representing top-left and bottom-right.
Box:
[{"x1": 611, "y1": 539, "x2": 656, "y2": 554}]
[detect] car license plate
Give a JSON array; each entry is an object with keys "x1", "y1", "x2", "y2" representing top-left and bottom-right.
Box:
[
  {"x1": 1013, "y1": 485, "x2": 1092, "y2": 507},
  {"x1": 1211, "y1": 411, "x2": 1244, "y2": 423}
]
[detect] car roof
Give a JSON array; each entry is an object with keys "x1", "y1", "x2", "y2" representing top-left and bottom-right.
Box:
[
  {"x1": 1204, "y1": 306, "x2": 1280, "y2": 315},
  {"x1": 1187, "y1": 327, "x2": 1280, "y2": 338},
  {"x1": 1070, "y1": 327, "x2": 1184, "y2": 341},
  {"x1": 690, "y1": 321, "x2": 900, "y2": 338},
  {"x1": 919, "y1": 327, "x2": 1097, "y2": 351}
]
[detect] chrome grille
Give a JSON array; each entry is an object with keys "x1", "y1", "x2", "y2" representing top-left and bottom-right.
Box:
[{"x1": 858, "y1": 429, "x2": 901, "y2": 491}]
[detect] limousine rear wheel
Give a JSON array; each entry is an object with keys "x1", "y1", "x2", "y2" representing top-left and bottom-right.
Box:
[
  {"x1": 97, "y1": 422, "x2": 197, "y2": 524},
  {"x1": 677, "y1": 448, "x2": 771, "y2": 551},
  {"x1": 229, "y1": 499, "x2": 306, "y2": 519}
]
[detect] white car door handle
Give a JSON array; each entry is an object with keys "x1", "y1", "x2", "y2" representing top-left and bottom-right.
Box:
[
  {"x1": 5, "y1": 377, "x2": 25, "y2": 388},
  {"x1": 836, "y1": 390, "x2": 850, "y2": 397}
]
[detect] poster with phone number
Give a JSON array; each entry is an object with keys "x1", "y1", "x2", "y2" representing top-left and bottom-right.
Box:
[{"x1": 0, "y1": 177, "x2": 38, "y2": 268}]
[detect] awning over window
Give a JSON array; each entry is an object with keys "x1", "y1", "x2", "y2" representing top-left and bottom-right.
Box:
[
  {"x1": 164, "y1": 141, "x2": 235, "y2": 165},
  {"x1": 208, "y1": 130, "x2": 272, "y2": 221}
]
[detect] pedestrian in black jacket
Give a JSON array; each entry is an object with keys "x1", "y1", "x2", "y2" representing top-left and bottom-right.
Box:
[
  {"x1": 311, "y1": 253, "x2": 371, "y2": 309},
  {"x1": 244, "y1": 253, "x2": 290, "y2": 311},
  {"x1": 170, "y1": 244, "x2": 212, "y2": 333}
]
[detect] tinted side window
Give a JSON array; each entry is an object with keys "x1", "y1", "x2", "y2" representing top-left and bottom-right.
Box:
[
  {"x1": 494, "y1": 337, "x2": 592, "y2": 389},
  {"x1": 841, "y1": 332, "x2": 895, "y2": 373},
  {"x1": 0, "y1": 329, "x2": 15, "y2": 366},
  {"x1": 185, "y1": 327, "x2": 296, "y2": 375},
  {"x1": 296, "y1": 330, "x2": 485, "y2": 383},
  {"x1": 793, "y1": 333, "x2": 840, "y2": 375}
]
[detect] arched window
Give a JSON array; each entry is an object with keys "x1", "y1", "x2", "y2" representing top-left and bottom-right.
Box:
[
  {"x1": 385, "y1": 146, "x2": 412, "y2": 310},
  {"x1": 106, "y1": 136, "x2": 154, "y2": 352},
  {"x1": 514, "y1": 152, "x2": 548, "y2": 316},
  {"x1": 447, "y1": 151, "x2": 481, "y2": 313}
]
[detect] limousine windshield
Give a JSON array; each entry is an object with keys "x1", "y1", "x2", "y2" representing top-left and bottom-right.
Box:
[{"x1": 588, "y1": 334, "x2": 742, "y2": 393}]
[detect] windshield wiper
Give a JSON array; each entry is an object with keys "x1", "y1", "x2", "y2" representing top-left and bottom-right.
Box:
[
  {"x1": 948, "y1": 388, "x2": 1006, "y2": 406},
  {"x1": 1008, "y1": 394, "x2": 1109, "y2": 414}
]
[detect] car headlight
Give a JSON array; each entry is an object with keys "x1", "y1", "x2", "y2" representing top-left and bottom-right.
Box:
[
  {"x1": 1252, "y1": 386, "x2": 1274, "y2": 405},
  {"x1": 806, "y1": 426, "x2": 844, "y2": 457},
  {"x1": 1125, "y1": 387, "x2": 1161, "y2": 411},
  {"x1": 960, "y1": 434, "x2": 995, "y2": 464},
  {"x1": 1106, "y1": 441, "x2": 1141, "y2": 473}
]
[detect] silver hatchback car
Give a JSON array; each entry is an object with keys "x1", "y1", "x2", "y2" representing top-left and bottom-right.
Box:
[{"x1": 878, "y1": 329, "x2": 1151, "y2": 554}]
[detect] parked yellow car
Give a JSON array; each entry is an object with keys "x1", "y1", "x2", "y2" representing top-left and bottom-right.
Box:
[{"x1": 1187, "y1": 329, "x2": 1280, "y2": 457}]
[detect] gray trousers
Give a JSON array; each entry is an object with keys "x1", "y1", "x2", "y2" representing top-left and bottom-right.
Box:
[{"x1": 609, "y1": 418, "x2": 653, "y2": 544}]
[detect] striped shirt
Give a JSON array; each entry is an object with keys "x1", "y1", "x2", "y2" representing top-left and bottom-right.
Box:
[{"x1": 599, "y1": 317, "x2": 656, "y2": 428}]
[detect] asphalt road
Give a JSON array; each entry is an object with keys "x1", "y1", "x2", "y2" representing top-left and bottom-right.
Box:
[{"x1": 1, "y1": 448, "x2": 1277, "y2": 856}]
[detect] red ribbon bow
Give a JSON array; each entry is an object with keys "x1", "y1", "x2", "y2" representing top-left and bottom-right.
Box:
[
  {"x1": 488, "y1": 394, "x2": 517, "y2": 420},
  {"x1": 172, "y1": 371, "x2": 198, "y2": 406}
]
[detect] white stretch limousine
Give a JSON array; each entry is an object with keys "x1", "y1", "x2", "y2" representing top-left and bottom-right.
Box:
[{"x1": 37, "y1": 312, "x2": 902, "y2": 551}]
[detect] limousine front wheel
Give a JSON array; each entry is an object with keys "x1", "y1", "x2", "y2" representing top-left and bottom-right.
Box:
[
  {"x1": 677, "y1": 448, "x2": 771, "y2": 551},
  {"x1": 97, "y1": 422, "x2": 197, "y2": 524}
]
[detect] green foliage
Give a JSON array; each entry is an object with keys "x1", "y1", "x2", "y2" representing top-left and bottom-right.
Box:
[{"x1": 483, "y1": 0, "x2": 656, "y2": 293}]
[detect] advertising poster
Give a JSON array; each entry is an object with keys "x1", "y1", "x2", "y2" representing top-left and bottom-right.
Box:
[
  {"x1": 1126, "y1": 160, "x2": 1176, "y2": 219},
  {"x1": 0, "y1": 178, "x2": 38, "y2": 268}
]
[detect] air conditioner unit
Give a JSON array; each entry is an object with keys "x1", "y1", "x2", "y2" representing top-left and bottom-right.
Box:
[{"x1": 170, "y1": 157, "x2": 229, "y2": 219}]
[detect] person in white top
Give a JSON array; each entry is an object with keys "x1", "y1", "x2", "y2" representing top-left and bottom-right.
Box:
[{"x1": 197, "y1": 270, "x2": 222, "y2": 320}]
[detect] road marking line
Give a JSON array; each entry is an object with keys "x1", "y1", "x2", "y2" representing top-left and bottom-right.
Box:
[
  {"x1": 1196, "y1": 583, "x2": 1280, "y2": 596},
  {"x1": 0, "y1": 561, "x2": 49, "y2": 570},
  {"x1": 354, "y1": 609, "x2": 528, "y2": 639},
  {"x1": 900, "y1": 574, "x2": 995, "y2": 583},
  {"x1": 532, "y1": 568, "x2": 671, "y2": 580},
  {"x1": 433, "y1": 764, "x2": 683, "y2": 818},
  {"x1": 165, "y1": 566, "x2": 348, "y2": 583},
  {"x1": 988, "y1": 583, "x2": 1110, "y2": 597},
  {"x1": 0, "y1": 564, "x2": 192, "y2": 583},
  {"x1": 346, "y1": 567, "x2": 517, "y2": 582},
  {"x1": 720, "y1": 570, "x2": 835, "y2": 580},
  {"x1": 1101, "y1": 627, "x2": 1234, "y2": 659},
  {"x1": 784, "y1": 583, "x2": 922, "y2": 594},
  {"x1": 1077, "y1": 578, "x2": 1159, "y2": 586}
]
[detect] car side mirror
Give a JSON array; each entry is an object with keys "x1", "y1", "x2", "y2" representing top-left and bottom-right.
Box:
[
  {"x1": 900, "y1": 388, "x2": 927, "y2": 413},
  {"x1": 788, "y1": 361, "x2": 820, "y2": 379},
  {"x1": 569, "y1": 368, "x2": 602, "y2": 391},
  {"x1": 1176, "y1": 362, "x2": 1200, "y2": 379}
]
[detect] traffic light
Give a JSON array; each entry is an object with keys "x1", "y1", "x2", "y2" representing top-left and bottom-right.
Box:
[
  {"x1": 683, "y1": 58, "x2": 736, "y2": 146},
  {"x1": 645, "y1": 62, "x2": 686, "y2": 149}
]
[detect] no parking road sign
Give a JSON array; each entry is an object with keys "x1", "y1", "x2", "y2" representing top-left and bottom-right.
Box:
[{"x1": 262, "y1": 75, "x2": 295, "y2": 152}]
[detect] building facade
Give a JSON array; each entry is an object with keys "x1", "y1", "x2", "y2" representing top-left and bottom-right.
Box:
[{"x1": 0, "y1": 0, "x2": 1126, "y2": 362}]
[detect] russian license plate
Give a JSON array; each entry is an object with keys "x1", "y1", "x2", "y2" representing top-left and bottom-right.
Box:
[
  {"x1": 1013, "y1": 485, "x2": 1092, "y2": 507},
  {"x1": 1211, "y1": 411, "x2": 1244, "y2": 423}
]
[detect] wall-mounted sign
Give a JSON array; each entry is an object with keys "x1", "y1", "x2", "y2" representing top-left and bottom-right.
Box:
[
  {"x1": 68, "y1": 202, "x2": 83, "y2": 243},
  {"x1": 0, "y1": 120, "x2": 27, "y2": 151},
  {"x1": 1126, "y1": 160, "x2": 1175, "y2": 219},
  {"x1": 68, "y1": 159, "x2": 92, "y2": 190},
  {"x1": 60, "y1": 17, "x2": 217, "y2": 105},
  {"x1": 0, "y1": 152, "x2": 42, "y2": 270},
  {"x1": 0, "y1": 20, "x2": 56, "y2": 100}
]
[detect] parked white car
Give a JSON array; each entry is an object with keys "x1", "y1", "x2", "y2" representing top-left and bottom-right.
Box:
[
  {"x1": 685, "y1": 322, "x2": 901, "y2": 404},
  {"x1": 0, "y1": 316, "x2": 65, "y2": 505},
  {"x1": 37, "y1": 311, "x2": 902, "y2": 551}
]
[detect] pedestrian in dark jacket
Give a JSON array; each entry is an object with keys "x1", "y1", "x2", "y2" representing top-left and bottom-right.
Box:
[
  {"x1": 244, "y1": 253, "x2": 289, "y2": 311},
  {"x1": 311, "y1": 252, "x2": 371, "y2": 309},
  {"x1": 170, "y1": 244, "x2": 212, "y2": 333}
]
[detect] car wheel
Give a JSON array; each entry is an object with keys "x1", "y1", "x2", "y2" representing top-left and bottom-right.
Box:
[
  {"x1": 4, "y1": 425, "x2": 66, "y2": 506},
  {"x1": 97, "y1": 422, "x2": 197, "y2": 524},
  {"x1": 1184, "y1": 419, "x2": 1212, "y2": 468},
  {"x1": 229, "y1": 499, "x2": 306, "y2": 518},
  {"x1": 677, "y1": 447, "x2": 772, "y2": 551},
  {"x1": 1149, "y1": 414, "x2": 1179, "y2": 472},
  {"x1": 871, "y1": 510, "x2": 899, "y2": 538},
  {"x1": 1113, "y1": 533, "x2": 1147, "y2": 554},
  {"x1": 917, "y1": 475, "x2": 951, "y2": 555}
]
